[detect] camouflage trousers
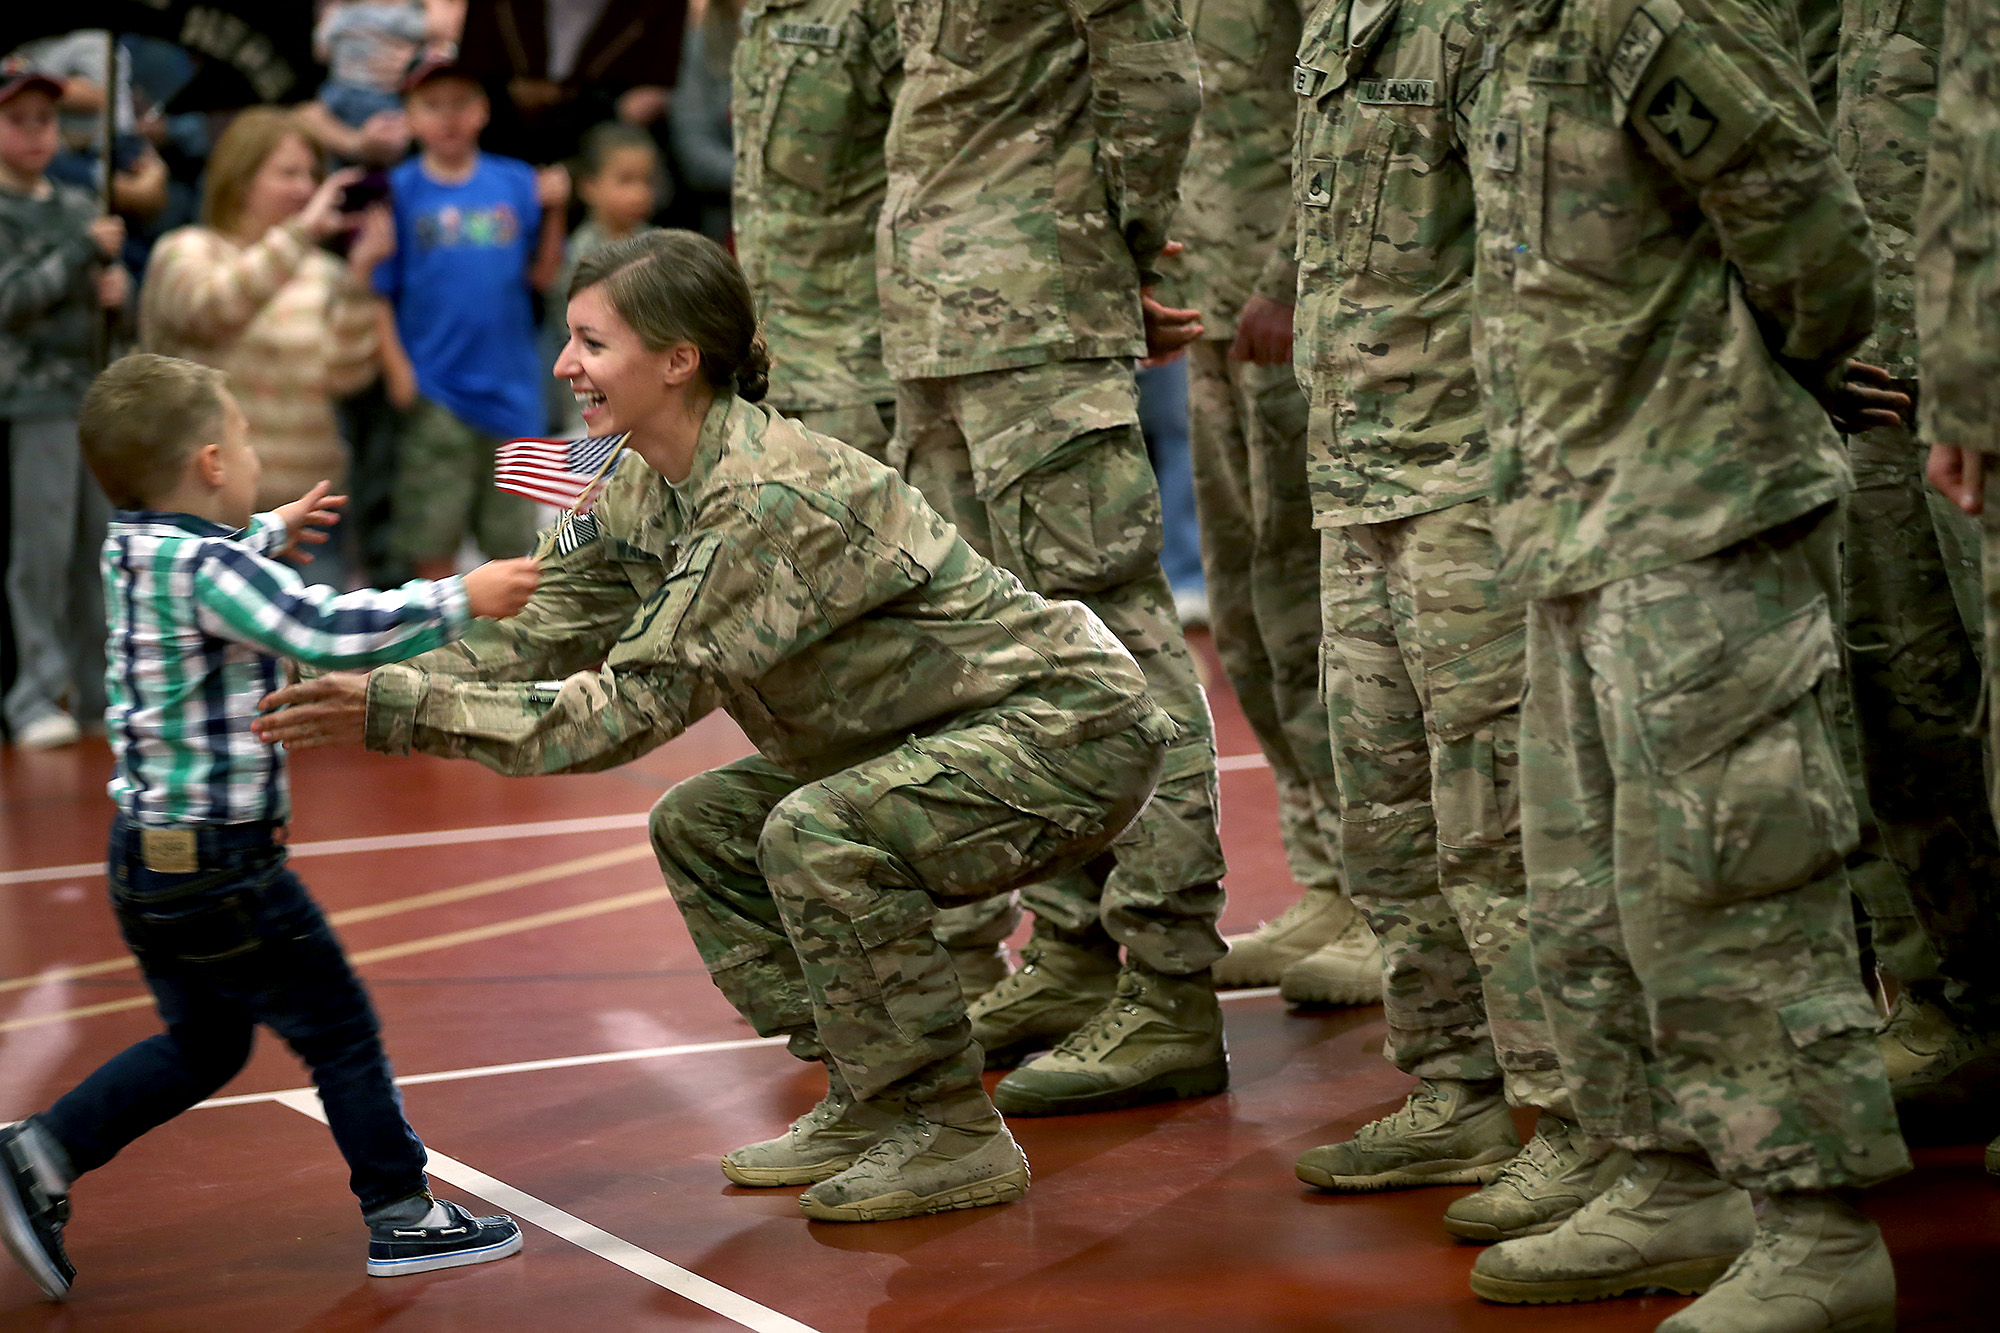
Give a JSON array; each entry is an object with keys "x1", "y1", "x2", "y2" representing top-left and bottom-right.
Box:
[
  {"x1": 390, "y1": 397, "x2": 537, "y2": 566},
  {"x1": 1842, "y1": 423, "x2": 2000, "y2": 1027},
  {"x1": 1523, "y1": 509, "x2": 1909, "y2": 1192},
  {"x1": 892, "y1": 359, "x2": 1228, "y2": 974},
  {"x1": 648, "y1": 714, "x2": 1167, "y2": 1104},
  {"x1": 1186, "y1": 340, "x2": 1342, "y2": 894},
  {"x1": 787, "y1": 400, "x2": 898, "y2": 465},
  {"x1": 1321, "y1": 501, "x2": 1564, "y2": 1111},
  {"x1": 791, "y1": 397, "x2": 999, "y2": 953}
]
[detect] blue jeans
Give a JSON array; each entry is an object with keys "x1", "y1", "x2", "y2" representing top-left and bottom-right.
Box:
[
  {"x1": 1136, "y1": 360, "x2": 1205, "y2": 597},
  {"x1": 40, "y1": 818, "x2": 429, "y2": 1216}
]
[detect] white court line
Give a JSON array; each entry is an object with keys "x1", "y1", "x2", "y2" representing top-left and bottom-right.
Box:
[
  {"x1": 199, "y1": 989, "x2": 1284, "y2": 1111},
  {"x1": 269, "y1": 1090, "x2": 822, "y2": 1333},
  {"x1": 1, "y1": 752, "x2": 1274, "y2": 887}
]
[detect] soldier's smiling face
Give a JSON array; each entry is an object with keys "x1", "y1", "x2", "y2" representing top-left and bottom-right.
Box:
[{"x1": 557, "y1": 284, "x2": 666, "y2": 437}]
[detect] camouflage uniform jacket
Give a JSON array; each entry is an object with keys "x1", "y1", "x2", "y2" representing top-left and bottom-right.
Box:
[
  {"x1": 1160, "y1": 0, "x2": 1306, "y2": 341},
  {"x1": 1915, "y1": 0, "x2": 2000, "y2": 454},
  {"x1": 1467, "y1": 0, "x2": 1873, "y2": 599},
  {"x1": 364, "y1": 396, "x2": 1160, "y2": 779},
  {"x1": 1292, "y1": 0, "x2": 1491, "y2": 527},
  {"x1": 1836, "y1": 0, "x2": 1941, "y2": 375},
  {"x1": 878, "y1": 0, "x2": 1202, "y2": 378},
  {"x1": 733, "y1": 0, "x2": 902, "y2": 411}
]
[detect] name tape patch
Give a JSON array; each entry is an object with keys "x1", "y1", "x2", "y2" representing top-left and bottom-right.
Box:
[
  {"x1": 1354, "y1": 78, "x2": 1438, "y2": 106},
  {"x1": 774, "y1": 19, "x2": 841, "y2": 47},
  {"x1": 1528, "y1": 56, "x2": 1589, "y2": 84}
]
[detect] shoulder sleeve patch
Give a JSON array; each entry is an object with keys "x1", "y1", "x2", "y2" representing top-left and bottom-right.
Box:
[
  {"x1": 1608, "y1": 0, "x2": 1684, "y2": 106},
  {"x1": 1644, "y1": 76, "x2": 1717, "y2": 156}
]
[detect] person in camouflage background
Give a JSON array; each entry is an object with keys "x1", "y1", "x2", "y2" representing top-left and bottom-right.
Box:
[
  {"x1": 1462, "y1": 0, "x2": 1909, "y2": 1324},
  {"x1": 731, "y1": 0, "x2": 1017, "y2": 996},
  {"x1": 878, "y1": 0, "x2": 1233, "y2": 1117},
  {"x1": 259, "y1": 230, "x2": 1179, "y2": 1223},
  {"x1": 1916, "y1": 0, "x2": 2000, "y2": 1187},
  {"x1": 1835, "y1": 0, "x2": 2000, "y2": 1115},
  {"x1": 1161, "y1": 0, "x2": 1381, "y2": 1009},
  {"x1": 1281, "y1": 0, "x2": 1590, "y2": 1243}
]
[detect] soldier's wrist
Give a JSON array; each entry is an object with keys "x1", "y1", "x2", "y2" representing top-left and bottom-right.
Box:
[{"x1": 363, "y1": 665, "x2": 423, "y2": 754}]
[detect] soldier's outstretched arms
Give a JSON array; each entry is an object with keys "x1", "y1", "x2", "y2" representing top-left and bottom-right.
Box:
[
  {"x1": 1071, "y1": 0, "x2": 1204, "y2": 284},
  {"x1": 1598, "y1": 0, "x2": 1876, "y2": 401}
]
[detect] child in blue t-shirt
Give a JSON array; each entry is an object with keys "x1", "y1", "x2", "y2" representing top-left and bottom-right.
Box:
[{"x1": 373, "y1": 54, "x2": 567, "y2": 579}]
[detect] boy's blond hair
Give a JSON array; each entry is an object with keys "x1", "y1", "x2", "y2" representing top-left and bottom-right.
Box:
[{"x1": 79, "y1": 354, "x2": 230, "y2": 510}]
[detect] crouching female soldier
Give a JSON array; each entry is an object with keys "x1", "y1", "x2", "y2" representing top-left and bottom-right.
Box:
[{"x1": 254, "y1": 230, "x2": 1174, "y2": 1222}]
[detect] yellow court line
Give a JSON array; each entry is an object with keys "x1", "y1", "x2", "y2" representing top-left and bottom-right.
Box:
[
  {"x1": 0, "y1": 843, "x2": 655, "y2": 996},
  {"x1": 0, "y1": 877, "x2": 676, "y2": 1034}
]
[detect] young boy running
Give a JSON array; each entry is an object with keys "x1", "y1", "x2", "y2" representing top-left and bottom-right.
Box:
[{"x1": 0, "y1": 353, "x2": 539, "y2": 1300}]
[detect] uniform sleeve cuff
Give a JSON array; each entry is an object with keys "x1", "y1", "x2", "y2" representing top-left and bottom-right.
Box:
[{"x1": 364, "y1": 664, "x2": 426, "y2": 754}]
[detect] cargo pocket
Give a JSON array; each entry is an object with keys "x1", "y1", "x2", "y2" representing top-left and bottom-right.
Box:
[
  {"x1": 1636, "y1": 600, "x2": 1860, "y2": 906},
  {"x1": 1427, "y1": 626, "x2": 1527, "y2": 850},
  {"x1": 978, "y1": 422, "x2": 1162, "y2": 598},
  {"x1": 852, "y1": 887, "x2": 958, "y2": 1039}
]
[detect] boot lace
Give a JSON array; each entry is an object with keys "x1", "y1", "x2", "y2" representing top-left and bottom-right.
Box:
[{"x1": 1047, "y1": 972, "x2": 1148, "y2": 1061}]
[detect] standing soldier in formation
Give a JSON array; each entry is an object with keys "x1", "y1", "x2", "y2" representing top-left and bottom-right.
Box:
[
  {"x1": 880, "y1": 0, "x2": 1233, "y2": 1116},
  {"x1": 1835, "y1": 0, "x2": 2000, "y2": 1114},
  {"x1": 1463, "y1": 0, "x2": 1909, "y2": 1325},
  {"x1": 1918, "y1": 0, "x2": 2000, "y2": 1184},
  {"x1": 1283, "y1": 0, "x2": 1583, "y2": 1241},
  {"x1": 1170, "y1": 0, "x2": 1383, "y2": 1008},
  {"x1": 731, "y1": 0, "x2": 1018, "y2": 1000}
]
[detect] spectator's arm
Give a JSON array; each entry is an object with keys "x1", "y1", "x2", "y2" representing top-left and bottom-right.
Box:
[
  {"x1": 0, "y1": 226, "x2": 98, "y2": 329},
  {"x1": 294, "y1": 100, "x2": 410, "y2": 168},
  {"x1": 530, "y1": 166, "x2": 568, "y2": 294},
  {"x1": 375, "y1": 297, "x2": 418, "y2": 409},
  {"x1": 668, "y1": 31, "x2": 736, "y2": 194},
  {"x1": 112, "y1": 144, "x2": 169, "y2": 221},
  {"x1": 324, "y1": 267, "x2": 383, "y2": 398},
  {"x1": 142, "y1": 222, "x2": 312, "y2": 345}
]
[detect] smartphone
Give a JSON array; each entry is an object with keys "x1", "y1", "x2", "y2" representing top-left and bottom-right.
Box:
[{"x1": 338, "y1": 172, "x2": 391, "y2": 214}]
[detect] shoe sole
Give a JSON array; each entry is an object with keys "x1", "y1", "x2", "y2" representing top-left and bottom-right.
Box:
[
  {"x1": 991, "y1": 1056, "x2": 1229, "y2": 1117},
  {"x1": 798, "y1": 1165, "x2": 1030, "y2": 1222},
  {"x1": 1295, "y1": 1146, "x2": 1515, "y2": 1193},
  {"x1": 367, "y1": 1230, "x2": 523, "y2": 1278},
  {"x1": 1279, "y1": 977, "x2": 1383, "y2": 1007},
  {"x1": 1468, "y1": 1254, "x2": 1735, "y2": 1305},
  {"x1": 719, "y1": 1154, "x2": 859, "y2": 1187},
  {"x1": 0, "y1": 1161, "x2": 68, "y2": 1301}
]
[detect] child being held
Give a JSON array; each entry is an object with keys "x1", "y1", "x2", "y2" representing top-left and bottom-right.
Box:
[{"x1": 0, "y1": 353, "x2": 539, "y2": 1302}]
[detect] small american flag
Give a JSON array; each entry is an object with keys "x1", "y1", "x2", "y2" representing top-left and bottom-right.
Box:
[{"x1": 494, "y1": 433, "x2": 629, "y2": 509}]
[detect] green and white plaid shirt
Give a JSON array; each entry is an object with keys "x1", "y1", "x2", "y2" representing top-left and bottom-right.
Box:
[{"x1": 103, "y1": 510, "x2": 471, "y2": 827}]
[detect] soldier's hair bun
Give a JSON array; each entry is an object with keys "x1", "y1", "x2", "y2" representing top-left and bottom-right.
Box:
[
  {"x1": 736, "y1": 333, "x2": 772, "y2": 403},
  {"x1": 571, "y1": 230, "x2": 771, "y2": 405}
]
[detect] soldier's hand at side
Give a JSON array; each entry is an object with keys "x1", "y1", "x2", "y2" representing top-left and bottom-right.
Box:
[
  {"x1": 271, "y1": 481, "x2": 347, "y2": 562},
  {"x1": 1927, "y1": 444, "x2": 1986, "y2": 516},
  {"x1": 1229, "y1": 294, "x2": 1295, "y2": 366},
  {"x1": 253, "y1": 672, "x2": 369, "y2": 749},
  {"x1": 1821, "y1": 360, "x2": 1912, "y2": 435},
  {"x1": 1142, "y1": 289, "x2": 1204, "y2": 365},
  {"x1": 464, "y1": 557, "x2": 542, "y2": 619}
]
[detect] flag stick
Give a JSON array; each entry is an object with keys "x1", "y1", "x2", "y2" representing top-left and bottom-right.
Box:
[{"x1": 534, "y1": 434, "x2": 628, "y2": 559}]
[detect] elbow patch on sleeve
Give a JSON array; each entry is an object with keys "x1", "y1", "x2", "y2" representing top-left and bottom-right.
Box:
[{"x1": 1607, "y1": 0, "x2": 1774, "y2": 180}]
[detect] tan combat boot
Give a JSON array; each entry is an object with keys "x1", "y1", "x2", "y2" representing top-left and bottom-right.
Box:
[
  {"x1": 947, "y1": 942, "x2": 1013, "y2": 1004},
  {"x1": 966, "y1": 926, "x2": 1120, "y2": 1070},
  {"x1": 1655, "y1": 1192, "x2": 1895, "y2": 1332},
  {"x1": 1443, "y1": 1114, "x2": 1630, "y2": 1242},
  {"x1": 1277, "y1": 912, "x2": 1384, "y2": 1006},
  {"x1": 796, "y1": 1090, "x2": 1029, "y2": 1222},
  {"x1": 1879, "y1": 991, "x2": 1960, "y2": 1086},
  {"x1": 1296, "y1": 1077, "x2": 1518, "y2": 1191},
  {"x1": 721, "y1": 1069, "x2": 894, "y2": 1186},
  {"x1": 990, "y1": 964, "x2": 1228, "y2": 1115},
  {"x1": 1213, "y1": 888, "x2": 1361, "y2": 988},
  {"x1": 1469, "y1": 1151, "x2": 1755, "y2": 1305}
]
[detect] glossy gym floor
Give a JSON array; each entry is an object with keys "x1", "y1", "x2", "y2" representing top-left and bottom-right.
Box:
[{"x1": 2, "y1": 635, "x2": 1993, "y2": 1331}]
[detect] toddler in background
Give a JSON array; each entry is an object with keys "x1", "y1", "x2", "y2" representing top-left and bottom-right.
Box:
[
  {"x1": 549, "y1": 121, "x2": 660, "y2": 434},
  {"x1": 312, "y1": 1, "x2": 464, "y2": 138}
]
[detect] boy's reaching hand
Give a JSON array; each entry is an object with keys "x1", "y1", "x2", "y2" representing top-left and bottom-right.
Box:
[
  {"x1": 271, "y1": 481, "x2": 347, "y2": 563},
  {"x1": 463, "y1": 558, "x2": 541, "y2": 619}
]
